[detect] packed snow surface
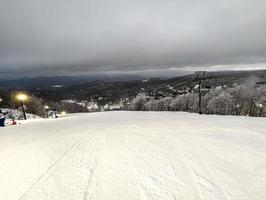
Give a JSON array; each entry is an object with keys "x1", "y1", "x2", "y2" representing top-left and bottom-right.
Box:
[{"x1": 0, "y1": 111, "x2": 266, "y2": 200}]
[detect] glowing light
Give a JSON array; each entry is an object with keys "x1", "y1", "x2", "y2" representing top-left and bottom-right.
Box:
[
  {"x1": 44, "y1": 105, "x2": 49, "y2": 109},
  {"x1": 17, "y1": 93, "x2": 28, "y2": 101},
  {"x1": 61, "y1": 111, "x2": 66, "y2": 115}
]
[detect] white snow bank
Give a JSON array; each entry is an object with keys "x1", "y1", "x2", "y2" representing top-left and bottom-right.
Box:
[{"x1": 0, "y1": 111, "x2": 265, "y2": 200}]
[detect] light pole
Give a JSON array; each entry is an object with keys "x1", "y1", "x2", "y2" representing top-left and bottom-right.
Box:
[
  {"x1": 0, "y1": 96, "x2": 3, "y2": 113},
  {"x1": 258, "y1": 103, "x2": 263, "y2": 117},
  {"x1": 236, "y1": 104, "x2": 241, "y2": 115},
  {"x1": 0, "y1": 97, "x2": 2, "y2": 108},
  {"x1": 195, "y1": 71, "x2": 207, "y2": 114},
  {"x1": 44, "y1": 105, "x2": 49, "y2": 118},
  {"x1": 16, "y1": 93, "x2": 28, "y2": 120}
]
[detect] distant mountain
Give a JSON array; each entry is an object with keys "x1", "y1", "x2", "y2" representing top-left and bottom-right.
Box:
[
  {"x1": 0, "y1": 74, "x2": 146, "y2": 90},
  {"x1": 29, "y1": 70, "x2": 266, "y2": 102}
]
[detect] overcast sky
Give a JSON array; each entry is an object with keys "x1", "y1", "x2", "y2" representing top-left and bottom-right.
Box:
[{"x1": 0, "y1": 0, "x2": 266, "y2": 78}]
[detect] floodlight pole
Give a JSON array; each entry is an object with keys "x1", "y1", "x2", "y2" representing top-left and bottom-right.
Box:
[
  {"x1": 259, "y1": 104, "x2": 263, "y2": 117},
  {"x1": 0, "y1": 97, "x2": 2, "y2": 114},
  {"x1": 20, "y1": 100, "x2": 27, "y2": 120},
  {"x1": 44, "y1": 105, "x2": 49, "y2": 118}
]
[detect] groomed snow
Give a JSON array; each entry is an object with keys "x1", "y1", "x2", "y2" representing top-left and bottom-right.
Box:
[{"x1": 0, "y1": 111, "x2": 266, "y2": 200}]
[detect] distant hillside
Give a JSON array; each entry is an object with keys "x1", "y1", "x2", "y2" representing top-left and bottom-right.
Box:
[
  {"x1": 0, "y1": 74, "x2": 145, "y2": 90},
  {"x1": 29, "y1": 70, "x2": 265, "y2": 102}
]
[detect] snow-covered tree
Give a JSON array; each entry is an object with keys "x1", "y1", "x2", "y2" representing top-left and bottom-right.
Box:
[{"x1": 129, "y1": 93, "x2": 149, "y2": 111}]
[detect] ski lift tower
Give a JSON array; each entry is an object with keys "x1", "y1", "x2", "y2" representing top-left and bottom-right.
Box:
[{"x1": 195, "y1": 71, "x2": 207, "y2": 114}]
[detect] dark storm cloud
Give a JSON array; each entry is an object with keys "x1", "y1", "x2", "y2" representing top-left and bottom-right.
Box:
[{"x1": 0, "y1": 0, "x2": 266, "y2": 77}]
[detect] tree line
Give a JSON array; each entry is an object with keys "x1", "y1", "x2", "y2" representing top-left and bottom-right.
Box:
[{"x1": 128, "y1": 83, "x2": 266, "y2": 117}]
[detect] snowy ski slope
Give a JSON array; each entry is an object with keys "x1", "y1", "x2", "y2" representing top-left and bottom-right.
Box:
[{"x1": 0, "y1": 111, "x2": 265, "y2": 200}]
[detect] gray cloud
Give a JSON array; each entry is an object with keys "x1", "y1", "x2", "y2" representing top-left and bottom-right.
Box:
[{"x1": 0, "y1": 0, "x2": 266, "y2": 77}]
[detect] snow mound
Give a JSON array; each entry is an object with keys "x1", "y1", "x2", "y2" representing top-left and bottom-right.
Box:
[{"x1": 0, "y1": 111, "x2": 265, "y2": 200}]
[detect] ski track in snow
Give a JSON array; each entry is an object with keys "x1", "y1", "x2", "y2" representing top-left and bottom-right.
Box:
[
  {"x1": 0, "y1": 111, "x2": 266, "y2": 200},
  {"x1": 18, "y1": 141, "x2": 80, "y2": 200}
]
